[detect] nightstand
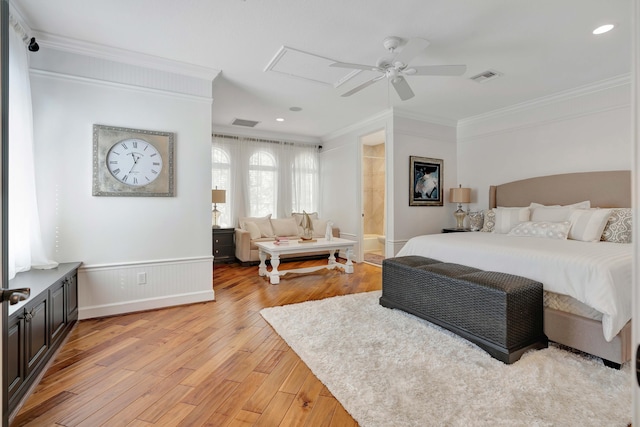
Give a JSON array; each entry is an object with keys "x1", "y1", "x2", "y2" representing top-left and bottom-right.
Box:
[
  {"x1": 442, "y1": 228, "x2": 472, "y2": 233},
  {"x1": 213, "y1": 227, "x2": 235, "y2": 263}
]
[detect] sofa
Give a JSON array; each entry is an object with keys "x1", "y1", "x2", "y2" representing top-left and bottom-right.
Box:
[{"x1": 235, "y1": 213, "x2": 340, "y2": 265}]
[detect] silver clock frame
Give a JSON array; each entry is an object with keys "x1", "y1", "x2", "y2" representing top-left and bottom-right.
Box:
[{"x1": 92, "y1": 124, "x2": 175, "y2": 197}]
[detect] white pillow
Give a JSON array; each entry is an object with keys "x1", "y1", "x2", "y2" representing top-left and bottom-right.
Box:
[
  {"x1": 240, "y1": 214, "x2": 271, "y2": 230},
  {"x1": 493, "y1": 207, "x2": 530, "y2": 234},
  {"x1": 507, "y1": 221, "x2": 571, "y2": 240},
  {"x1": 529, "y1": 201, "x2": 591, "y2": 222},
  {"x1": 243, "y1": 221, "x2": 262, "y2": 240},
  {"x1": 568, "y1": 209, "x2": 612, "y2": 242},
  {"x1": 311, "y1": 219, "x2": 328, "y2": 237},
  {"x1": 271, "y1": 217, "x2": 299, "y2": 237}
]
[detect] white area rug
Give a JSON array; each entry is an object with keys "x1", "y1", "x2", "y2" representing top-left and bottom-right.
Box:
[{"x1": 260, "y1": 291, "x2": 631, "y2": 427}]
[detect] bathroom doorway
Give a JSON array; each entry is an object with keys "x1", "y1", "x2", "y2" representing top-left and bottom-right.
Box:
[{"x1": 361, "y1": 130, "x2": 386, "y2": 265}]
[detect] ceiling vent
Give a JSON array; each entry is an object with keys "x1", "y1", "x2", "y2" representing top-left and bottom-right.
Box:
[
  {"x1": 470, "y1": 69, "x2": 503, "y2": 83},
  {"x1": 232, "y1": 118, "x2": 260, "y2": 128}
]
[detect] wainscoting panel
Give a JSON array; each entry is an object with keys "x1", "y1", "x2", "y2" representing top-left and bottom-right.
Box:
[{"x1": 78, "y1": 256, "x2": 214, "y2": 319}]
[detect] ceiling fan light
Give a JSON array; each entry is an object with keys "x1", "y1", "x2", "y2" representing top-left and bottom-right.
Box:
[{"x1": 593, "y1": 24, "x2": 614, "y2": 35}]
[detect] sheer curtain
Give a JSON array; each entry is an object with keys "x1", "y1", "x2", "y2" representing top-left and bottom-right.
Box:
[
  {"x1": 8, "y1": 19, "x2": 57, "y2": 279},
  {"x1": 212, "y1": 135, "x2": 319, "y2": 226}
]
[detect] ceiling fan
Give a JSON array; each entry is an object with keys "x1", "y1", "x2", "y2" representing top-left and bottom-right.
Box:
[{"x1": 330, "y1": 36, "x2": 467, "y2": 101}]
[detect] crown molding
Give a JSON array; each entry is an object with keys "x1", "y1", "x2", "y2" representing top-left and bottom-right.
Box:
[
  {"x1": 458, "y1": 74, "x2": 631, "y2": 128},
  {"x1": 321, "y1": 109, "x2": 393, "y2": 142},
  {"x1": 33, "y1": 32, "x2": 221, "y2": 82},
  {"x1": 392, "y1": 107, "x2": 458, "y2": 127}
]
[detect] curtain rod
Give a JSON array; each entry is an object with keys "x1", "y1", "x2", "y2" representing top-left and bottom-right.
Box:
[{"x1": 212, "y1": 133, "x2": 321, "y2": 149}]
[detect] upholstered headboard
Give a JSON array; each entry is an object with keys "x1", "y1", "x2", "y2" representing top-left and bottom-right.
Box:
[{"x1": 489, "y1": 170, "x2": 631, "y2": 209}]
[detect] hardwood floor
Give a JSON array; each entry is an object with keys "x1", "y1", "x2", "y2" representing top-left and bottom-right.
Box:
[{"x1": 11, "y1": 258, "x2": 382, "y2": 426}]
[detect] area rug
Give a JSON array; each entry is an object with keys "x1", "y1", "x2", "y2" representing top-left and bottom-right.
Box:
[{"x1": 260, "y1": 291, "x2": 631, "y2": 427}]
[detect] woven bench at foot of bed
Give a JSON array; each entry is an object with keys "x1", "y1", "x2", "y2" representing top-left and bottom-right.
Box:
[{"x1": 380, "y1": 256, "x2": 548, "y2": 364}]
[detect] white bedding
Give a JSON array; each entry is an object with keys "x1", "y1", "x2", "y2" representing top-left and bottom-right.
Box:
[{"x1": 396, "y1": 232, "x2": 632, "y2": 341}]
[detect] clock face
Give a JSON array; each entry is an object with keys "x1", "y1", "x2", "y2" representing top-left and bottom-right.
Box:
[{"x1": 106, "y1": 138, "x2": 163, "y2": 187}]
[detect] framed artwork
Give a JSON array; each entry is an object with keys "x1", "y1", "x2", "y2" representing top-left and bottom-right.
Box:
[
  {"x1": 93, "y1": 124, "x2": 175, "y2": 197},
  {"x1": 409, "y1": 156, "x2": 443, "y2": 206}
]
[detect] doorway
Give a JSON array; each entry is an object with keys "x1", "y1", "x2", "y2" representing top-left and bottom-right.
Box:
[{"x1": 360, "y1": 129, "x2": 386, "y2": 265}]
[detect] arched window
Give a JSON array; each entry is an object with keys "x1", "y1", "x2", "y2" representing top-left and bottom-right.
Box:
[
  {"x1": 292, "y1": 152, "x2": 318, "y2": 213},
  {"x1": 212, "y1": 147, "x2": 231, "y2": 227},
  {"x1": 248, "y1": 150, "x2": 277, "y2": 217}
]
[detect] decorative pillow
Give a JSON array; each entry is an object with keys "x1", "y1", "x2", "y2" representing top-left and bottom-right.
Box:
[
  {"x1": 291, "y1": 211, "x2": 319, "y2": 226},
  {"x1": 271, "y1": 217, "x2": 299, "y2": 237},
  {"x1": 568, "y1": 209, "x2": 612, "y2": 242},
  {"x1": 468, "y1": 211, "x2": 484, "y2": 232},
  {"x1": 240, "y1": 214, "x2": 271, "y2": 229},
  {"x1": 507, "y1": 221, "x2": 571, "y2": 240},
  {"x1": 239, "y1": 214, "x2": 274, "y2": 238},
  {"x1": 311, "y1": 219, "x2": 328, "y2": 238},
  {"x1": 480, "y1": 209, "x2": 495, "y2": 232},
  {"x1": 529, "y1": 201, "x2": 591, "y2": 222},
  {"x1": 243, "y1": 221, "x2": 262, "y2": 240},
  {"x1": 492, "y1": 207, "x2": 530, "y2": 234},
  {"x1": 601, "y1": 208, "x2": 632, "y2": 243}
]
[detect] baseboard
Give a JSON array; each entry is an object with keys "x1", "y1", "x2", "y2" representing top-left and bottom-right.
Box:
[{"x1": 79, "y1": 289, "x2": 215, "y2": 319}]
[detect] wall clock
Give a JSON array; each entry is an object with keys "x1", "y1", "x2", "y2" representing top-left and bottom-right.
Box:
[{"x1": 93, "y1": 124, "x2": 175, "y2": 197}]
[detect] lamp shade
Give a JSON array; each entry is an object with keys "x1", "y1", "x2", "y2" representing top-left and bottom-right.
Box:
[
  {"x1": 212, "y1": 189, "x2": 226, "y2": 204},
  {"x1": 449, "y1": 187, "x2": 471, "y2": 204}
]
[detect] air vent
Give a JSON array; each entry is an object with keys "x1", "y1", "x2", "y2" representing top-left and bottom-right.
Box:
[
  {"x1": 232, "y1": 118, "x2": 260, "y2": 128},
  {"x1": 470, "y1": 69, "x2": 503, "y2": 83}
]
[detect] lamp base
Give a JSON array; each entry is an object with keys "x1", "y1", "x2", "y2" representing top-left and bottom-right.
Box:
[
  {"x1": 453, "y1": 206, "x2": 466, "y2": 229},
  {"x1": 212, "y1": 206, "x2": 221, "y2": 228}
]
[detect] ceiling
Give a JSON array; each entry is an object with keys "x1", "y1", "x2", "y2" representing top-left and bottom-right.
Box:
[{"x1": 13, "y1": 0, "x2": 632, "y2": 140}]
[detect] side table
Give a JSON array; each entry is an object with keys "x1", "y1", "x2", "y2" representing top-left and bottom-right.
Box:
[{"x1": 213, "y1": 227, "x2": 235, "y2": 263}]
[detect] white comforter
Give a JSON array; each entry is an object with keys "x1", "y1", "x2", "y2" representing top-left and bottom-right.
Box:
[{"x1": 396, "y1": 232, "x2": 632, "y2": 341}]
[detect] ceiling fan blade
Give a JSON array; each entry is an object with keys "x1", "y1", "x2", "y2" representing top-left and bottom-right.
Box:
[
  {"x1": 409, "y1": 64, "x2": 467, "y2": 76},
  {"x1": 391, "y1": 76, "x2": 415, "y2": 101},
  {"x1": 393, "y1": 37, "x2": 430, "y2": 66},
  {"x1": 341, "y1": 75, "x2": 385, "y2": 97},
  {"x1": 330, "y1": 61, "x2": 381, "y2": 72}
]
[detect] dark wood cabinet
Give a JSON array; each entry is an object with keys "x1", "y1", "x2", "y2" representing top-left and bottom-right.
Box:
[
  {"x1": 7, "y1": 262, "x2": 81, "y2": 416},
  {"x1": 213, "y1": 227, "x2": 235, "y2": 263}
]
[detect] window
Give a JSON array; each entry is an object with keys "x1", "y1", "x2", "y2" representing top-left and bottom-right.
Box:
[
  {"x1": 248, "y1": 150, "x2": 277, "y2": 217},
  {"x1": 292, "y1": 152, "x2": 317, "y2": 213},
  {"x1": 212, "y1": 147, "x2": 231, "y2": 226},
  {"x1": 212, "y1": 135, "x2": 319, "y2": 223}
]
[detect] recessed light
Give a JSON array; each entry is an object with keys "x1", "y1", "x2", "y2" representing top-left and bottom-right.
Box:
[
  {"x1": 289, "y1": 106, "x2": 302, "y2": 112},
  {"x1": 276, "y1": 118, "x2": 285, "y2": 122},
  {"x1": 593, "y1": 24, "x2": 614, "y2": 35}
]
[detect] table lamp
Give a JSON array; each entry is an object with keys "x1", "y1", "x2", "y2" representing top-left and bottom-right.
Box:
[
  {"x1": 212, "y1": 187, "x2": 226, "y2": 228},
  {"x1": 449, "y1": 185, "x2": 471, "y2": 229}
]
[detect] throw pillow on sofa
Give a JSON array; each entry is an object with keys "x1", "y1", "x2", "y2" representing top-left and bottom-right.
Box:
[
  {"x1": 311, "y1": 219, "x2": 328, "y2": 237},
  {"x1": 243, "y1": 222, "x2": 262, "y2": 239},
  {"x1": 271, "y1": 217, "x2": 299, "y2": 237},
  {"x1": 239, "y1": 214, "x2": 274, "y2": 238}
]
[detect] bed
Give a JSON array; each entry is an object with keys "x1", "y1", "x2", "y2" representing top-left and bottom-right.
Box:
[{"x1": 396, "y1": 170, "x2": 632, "y2": 367}]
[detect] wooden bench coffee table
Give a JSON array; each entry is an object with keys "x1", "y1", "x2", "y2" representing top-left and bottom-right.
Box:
[{"x1": 255, "y1": 238, "x2": 355, "y2": 284}]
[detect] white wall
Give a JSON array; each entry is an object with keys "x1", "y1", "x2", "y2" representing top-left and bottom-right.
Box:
[
  {"x1": 390, "y1": 115, "x2": 457, "y2": 254},
  {"x1": 321, "y1": 110, "x2": 458, "y2": 258},
  {"x1": 320, "y1": 111, "x2": 392, "y2": 260},
  {"x1": 29, "y1": 46, "x2": 217, "y2": 318},
  {"x1": 457, "y1": 78, "x2": 632, "y2": 210}
]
